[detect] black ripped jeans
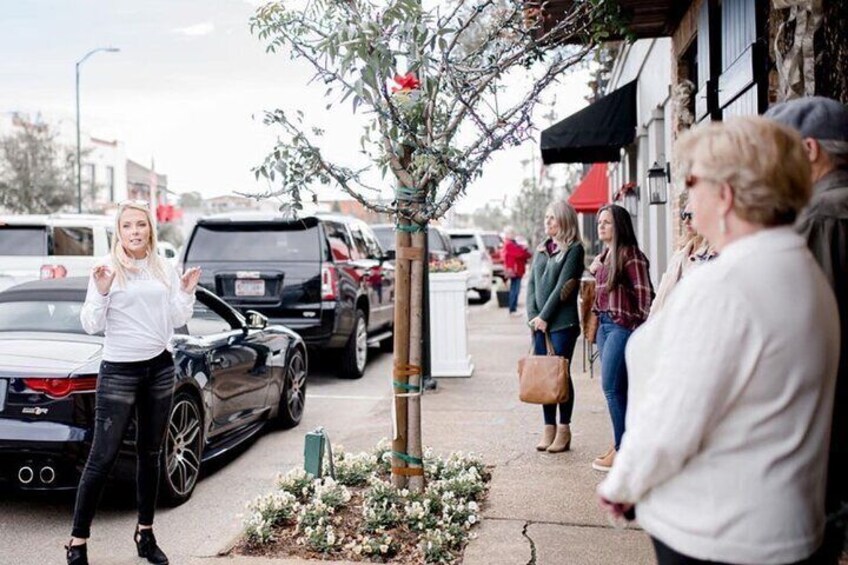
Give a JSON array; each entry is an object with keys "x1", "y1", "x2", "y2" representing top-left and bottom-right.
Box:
[{"x1": 71, "y1": 350, "x2": 175, "y2": 539}]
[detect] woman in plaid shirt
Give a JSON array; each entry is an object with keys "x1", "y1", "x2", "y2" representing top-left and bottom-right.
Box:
[{"x1": 589, "y1": 204, "x2": 653, "y2": 472}]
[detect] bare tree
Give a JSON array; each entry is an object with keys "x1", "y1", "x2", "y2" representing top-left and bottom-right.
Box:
[
  {"x1": 248, "y1": 0, "x2": 626, "y2": 491},
  {"x1": 0, "y1": 118, "x2": 75, "y2": 214}
]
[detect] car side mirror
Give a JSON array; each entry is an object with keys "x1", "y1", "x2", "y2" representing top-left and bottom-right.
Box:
[
  {"x1": 245, "y1": 310, "x2": 268, "y2": 330},
  {"x1": 455, "y1": 245, "x2": 472, "y2": 255}
]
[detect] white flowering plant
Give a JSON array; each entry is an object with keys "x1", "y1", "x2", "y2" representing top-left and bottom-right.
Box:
[
  {"x1": 362, "y1": 477, "x2": 403, "y2": 532},
  {"x1": 275, "y1": 467, "x2": 315, "y2": 502},
  {"x1": 236, "y1": 442, "x2": 490, "y2": 564},
  {"x1": 333, "y1": 450, "x2": 379, "y2": 487},
  {"x1": 313, "y1": 477, "x2": 352, "y2": 510},
  {"x1": 345, "y1": 532, "x2": 399, "y2": 559},
  {"x1": 242, "y1": 490, "x2": 300, "y2": 546}
]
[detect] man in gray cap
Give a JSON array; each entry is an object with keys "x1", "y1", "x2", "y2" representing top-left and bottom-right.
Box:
[{"x1": 766, "y1": 95, "x2": 848, "y2": 563}]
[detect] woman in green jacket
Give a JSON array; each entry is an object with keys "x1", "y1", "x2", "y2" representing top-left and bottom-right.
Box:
[{"x1": 526, "y1": 200, "x2": 586, "y2": 453}]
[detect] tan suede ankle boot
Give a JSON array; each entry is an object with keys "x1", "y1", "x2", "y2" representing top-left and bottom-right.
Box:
[
  {"x1": 546, "y1": 425, "x2": 572, "y2": 453},
  {"x1": 536, "y1": 425, "x2": 556, "y2": 451}
]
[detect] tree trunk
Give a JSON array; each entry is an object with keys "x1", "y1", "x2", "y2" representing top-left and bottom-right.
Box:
[
  {"x1": 407, "y1": 229, "x2": 425, "y2": 492},
  {"x1": 391, "y1": 218, "x2": 411, "y2": 489}
]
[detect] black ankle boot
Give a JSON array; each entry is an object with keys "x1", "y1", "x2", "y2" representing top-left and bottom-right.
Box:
[
  {"x1": 65, "y1": 541, "x2": 88, "y2": 565},
  {"x1": 134, "y1": 527, "x2": 169, "y2": 565}
]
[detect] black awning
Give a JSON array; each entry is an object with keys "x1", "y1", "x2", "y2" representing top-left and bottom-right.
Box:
[{"x1": 540, "y1": 80, "x2": 638, "y2": 164}]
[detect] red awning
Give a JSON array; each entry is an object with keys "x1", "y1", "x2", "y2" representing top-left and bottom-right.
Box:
[{"x1": 568, "y1": 163, "x2": 609, "y2": 213}]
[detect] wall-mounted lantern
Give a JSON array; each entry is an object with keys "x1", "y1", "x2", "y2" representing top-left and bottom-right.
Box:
[
  {"x1": 648, "y1": 161, "x2": 672, "y2": 205},
  {"x1": 616, "y1": 182, "x2": 639, "y2": 217}
]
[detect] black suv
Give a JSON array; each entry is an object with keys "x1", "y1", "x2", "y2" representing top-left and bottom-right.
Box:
[
  {"x1": 371, "y1": 224, "x2": 457, "y2": 263},
  {"x1": 181, "y1": 213, "x2": 394, "y2": 379}
]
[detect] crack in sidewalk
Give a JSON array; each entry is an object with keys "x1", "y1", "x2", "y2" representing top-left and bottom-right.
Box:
[{"x1": 522, "y1": 521, "x2": 537, "y2": 565}]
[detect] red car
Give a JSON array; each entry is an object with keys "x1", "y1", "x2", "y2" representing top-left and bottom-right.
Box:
[{"x1": 481, "y1": 231, "x2": 505, "y2": 281}]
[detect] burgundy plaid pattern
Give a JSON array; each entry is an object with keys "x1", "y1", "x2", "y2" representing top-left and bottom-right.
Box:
[{"x1": 593, "y1": 247, "x2": 653, "y2": 330}]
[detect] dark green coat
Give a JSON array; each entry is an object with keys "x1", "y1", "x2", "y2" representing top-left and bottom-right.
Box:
[{"x1": 526, "y1": 239, "x2": 585, "y2": 332}]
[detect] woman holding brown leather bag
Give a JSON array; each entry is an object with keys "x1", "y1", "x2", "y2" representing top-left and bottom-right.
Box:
[{"x1": 526, "y1": 201, "x2": 585, "y2": 453}]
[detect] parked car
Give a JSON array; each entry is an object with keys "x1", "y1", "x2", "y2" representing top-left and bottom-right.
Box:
[
  {"x1": 156, "y1": 241, "x2": 179, "y2": 264},
  {"x1": 371, "y1": 224, "x2": 456, "y2": 262},
  {"x1": 181, "y1": 212, "x2": 393, "y2": 379},
  {"x1": 480, "y1": 231, "x2": 505, "y2": 281},
  {"x1": 0, "y1": 278, "x2": 307, "y2": 504},
  {"x1": 0, "y1": 214, "x2": 113, "y2": 292},
  {"x1": 447, "y1": 229, "x2": 493, "y2": 302}
]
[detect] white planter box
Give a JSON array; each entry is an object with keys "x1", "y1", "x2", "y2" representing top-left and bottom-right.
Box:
[{"x1": 429, "y1": 271, "x2": 474, "y2": 377}]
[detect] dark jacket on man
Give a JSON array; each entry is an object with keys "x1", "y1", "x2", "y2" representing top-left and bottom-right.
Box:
[{"x1": 796, "y1": 167, "x2": 848, "y2": 529}]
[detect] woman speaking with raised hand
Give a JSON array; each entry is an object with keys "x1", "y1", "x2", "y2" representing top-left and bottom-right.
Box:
[{"x1": 66, "y1": 201, "x2": 200, "y2": 565}]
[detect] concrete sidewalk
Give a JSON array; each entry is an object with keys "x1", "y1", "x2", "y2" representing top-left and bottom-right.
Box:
[{"x1": 428, "y1": 299, "x2": 654, "y2": 565}]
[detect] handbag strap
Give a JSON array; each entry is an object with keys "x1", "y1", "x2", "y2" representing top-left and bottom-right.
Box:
[
  {"x1": 544, "y1": 332, "x2": 556, "y2": 356},
  {"x1": 528, "y1": 330, "x2": 557, "y2": 356}
]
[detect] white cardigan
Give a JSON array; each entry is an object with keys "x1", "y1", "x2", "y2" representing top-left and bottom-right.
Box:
[
  {"x1": 598, "y1": 227, "x2": 840, "y2": 564},
  {"x1": 80, "y1": 256, "x2": 195, "y2": 362}
]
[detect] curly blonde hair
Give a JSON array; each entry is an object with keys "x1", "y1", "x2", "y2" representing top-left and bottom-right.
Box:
[{"x1": 676, "y1": 116, "x2": 812, "y2": 226}]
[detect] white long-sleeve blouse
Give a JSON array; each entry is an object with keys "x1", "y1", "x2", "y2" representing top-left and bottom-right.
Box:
[
  {"x1": 80, "y1": 256, "x2": 195, "y2": 362},
  {"x1": 598, "y1": 227, "x2": 840, "y2": 564}
]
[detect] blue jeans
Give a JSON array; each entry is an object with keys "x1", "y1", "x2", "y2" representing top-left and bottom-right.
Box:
[
  {"x1": 534, "y1": 327, "x2": 579, "y2": 425},
  {"x1": 596, "y1": 314, "x2": 632, "y2": 450},
  {"x1": 71, "y1": 350, "x2": 175, "y2": 538},
  {"x1": 508, "y1": 276, "x2": 522, "y2": 313}
]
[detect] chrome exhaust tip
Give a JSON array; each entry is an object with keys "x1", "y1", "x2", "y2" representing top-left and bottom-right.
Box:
[
  {"x1": 18, "y1": 466, "x2": 34, "y2": 485},
  {"x1": 39, "y1": 466, "x2": 56, "y2": 484}
]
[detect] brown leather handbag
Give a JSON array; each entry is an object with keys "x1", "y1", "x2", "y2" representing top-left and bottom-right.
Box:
[{"x1": 517, "y1": 333, "x2": 570, "y2": 404}]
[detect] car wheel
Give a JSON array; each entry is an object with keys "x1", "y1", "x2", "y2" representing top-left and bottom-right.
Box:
[
  {"x1": 160, "y1": 391, "x2": 203, "y2": 506},
  {"x1": 476, "y1": 289, "x2": 492, "y2": 303},
  {"x1": 339, "y1": 309, "x2": 367, "y2": 379},
  {"x1": 278, "y1": 348, "x2": 307, "y2": 429}
]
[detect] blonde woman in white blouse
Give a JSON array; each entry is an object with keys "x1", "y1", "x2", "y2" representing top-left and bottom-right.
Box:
[
  {"x1": 598, "y1": 117, "x2": 840, "y2": 565},
  {"x1": 66, "y1": 202, "x2": 200, "y2": 565}
]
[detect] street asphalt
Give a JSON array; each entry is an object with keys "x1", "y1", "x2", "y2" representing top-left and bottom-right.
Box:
[{"x1": 0, "y1": 293, "x2": 655, "y2": 565}]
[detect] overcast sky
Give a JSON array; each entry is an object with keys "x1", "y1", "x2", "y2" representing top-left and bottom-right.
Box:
[{"x1": 0, "y1": 0, "x2": 591, "y2": 213}]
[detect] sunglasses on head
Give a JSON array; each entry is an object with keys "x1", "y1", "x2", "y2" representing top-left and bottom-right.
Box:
[{"x1": 118, "y1": 199, "x2": 150, "y2": 208}]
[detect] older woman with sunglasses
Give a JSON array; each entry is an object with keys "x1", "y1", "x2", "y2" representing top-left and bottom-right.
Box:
[
  {"x1": 598, "y1": 117, "x2": 840, "y2": 565},
  {"x1": 648, "y1": 204, "x2": 717, "y2": 317}
]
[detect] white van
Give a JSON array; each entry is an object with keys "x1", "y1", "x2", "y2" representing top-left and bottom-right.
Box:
[
  {"x1": 0, "y1": 214, "x2": 113, "y2": 292},
  {"x1": 447, "y1": 229, "x2": 493, "y2": 302}
]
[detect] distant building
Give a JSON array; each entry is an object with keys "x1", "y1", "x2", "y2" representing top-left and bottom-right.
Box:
[
  {"x1": 82, "y1": 137, "x2": 127, "y2": 211},
  {"x1": 126, "y1": 159, "x2": 167, "y2": 203},
  {"x1": 204, "y1": 194, "x2": 264, "y2": 213},
  {"x1": 320, "y1": 198, "x2": 391, "y2": 224}
]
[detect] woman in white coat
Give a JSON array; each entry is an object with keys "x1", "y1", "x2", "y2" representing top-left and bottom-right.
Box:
[{"x1": 598, "y1": 117, "x2": 840, "y2": 565}]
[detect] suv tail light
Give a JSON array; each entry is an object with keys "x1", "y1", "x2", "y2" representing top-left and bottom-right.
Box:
[
  {"x1": 40, "y1": 264, "x2": 67, "y2": 279},
  {"x1": 321, "y1": 264, "x2": 339, "y2": 300},
  {"x1": 23, "y1": 376, "x2": 98, "y2": 399}
]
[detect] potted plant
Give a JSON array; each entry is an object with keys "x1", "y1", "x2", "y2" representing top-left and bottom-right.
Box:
[
  {"x1": 494, "y1": 278, "x2": 510, "y2": 308},
  {"x1": 429, "y1": 259, "x2": 474, "y2": 377}
]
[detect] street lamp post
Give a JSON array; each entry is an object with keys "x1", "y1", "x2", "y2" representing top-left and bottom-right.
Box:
[{"x1": 76, "y1": 47, "x2": 119, "y2": 213}]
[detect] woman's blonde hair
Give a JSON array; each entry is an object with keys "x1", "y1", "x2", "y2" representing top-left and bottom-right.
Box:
[
  {"x1": 111, "y1": 201, "x2": 170, "y2": 287},
  {"x1": 676, "y1": 116, "x2": 812, "y2": 226},
  {"x1": 547, "y1": 200, "x2": 582, "y2": 249}
]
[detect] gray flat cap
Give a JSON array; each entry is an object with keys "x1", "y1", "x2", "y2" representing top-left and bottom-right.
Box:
[{"x1": 764, "y1": 96, "x2": 848, "y2": 141}]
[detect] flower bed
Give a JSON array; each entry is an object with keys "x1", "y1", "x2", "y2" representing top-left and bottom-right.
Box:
[{"x1": 232, "y1": 439, "x2": 491, "y2": 564}]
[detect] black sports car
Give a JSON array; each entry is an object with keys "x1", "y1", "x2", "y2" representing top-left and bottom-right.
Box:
[{"x1": 0, "y1": 277, "x2": 307, "y2": 504}]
